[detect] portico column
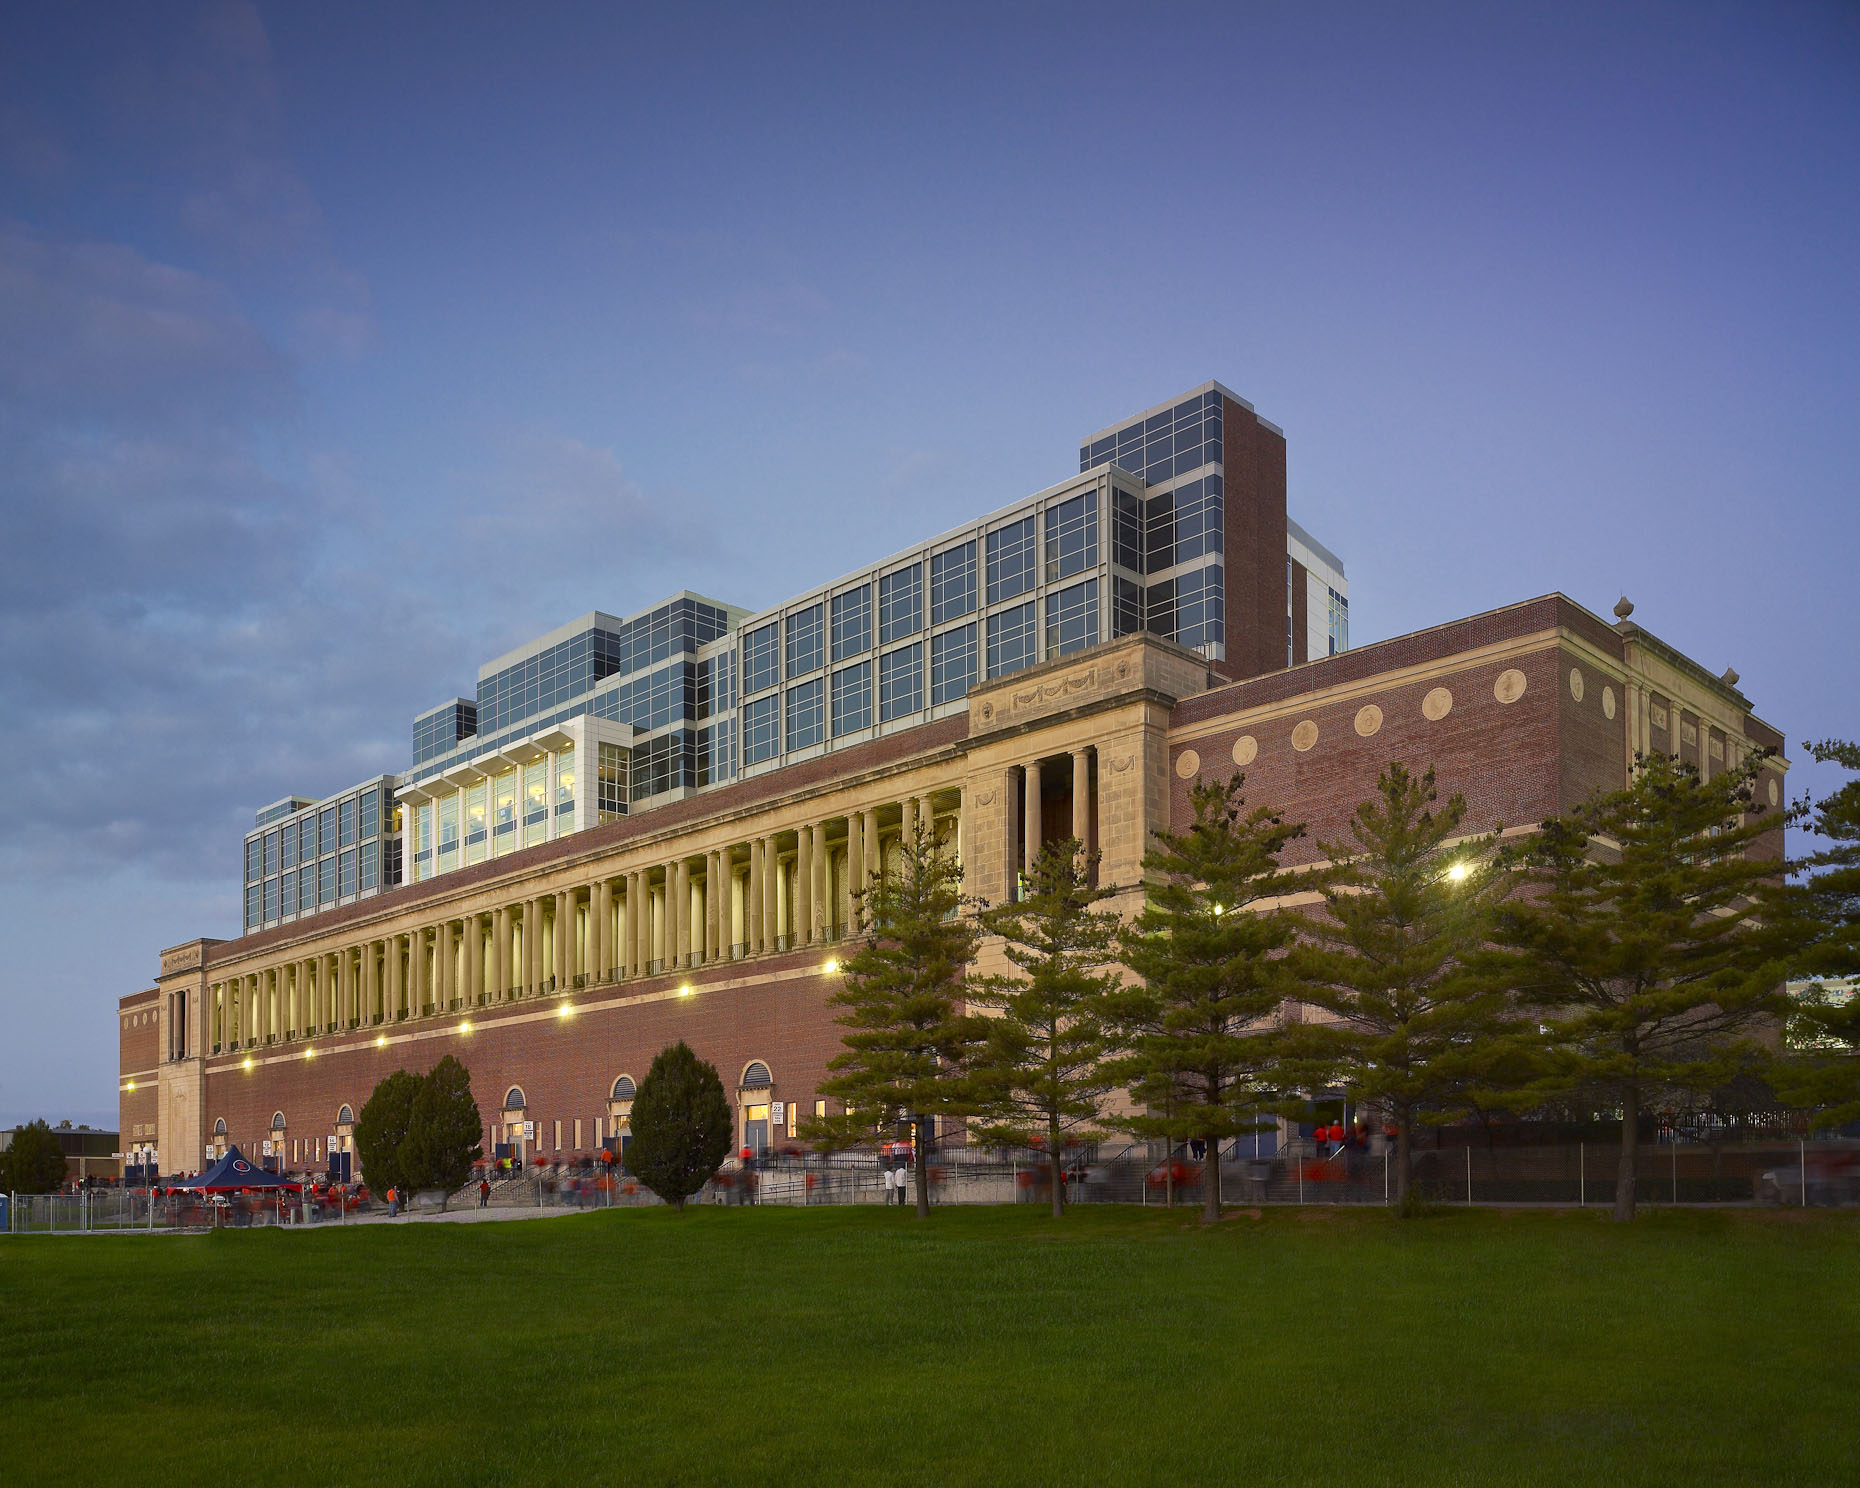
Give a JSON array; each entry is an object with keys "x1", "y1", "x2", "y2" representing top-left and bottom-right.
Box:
[
  {"x1": 843, "y1": 814, "x2": 860, "y2": 930},
  {"x1": 901, "y1": 797, "x2": 917, "y2": 847},
  {"x1": 623, "y1": 872, "x2": 640, "y2": 975},
  {"x1": 336, "y1": 948, "x2": 352, "y2": 1028},
  {"x1": 1071, "y1": 747, "x2": 1094, "y2": 862},
  {"x1": 748, "y1": 838, "x2": 765, "y2": 953},
  {"x1": 863, "y1": 808, "x2": 880, "y2": 890},
  {"x1": 463, "y1": 919, "x2": 482, "y2": 1006},
  {"x1": 387, "y1": 937, "x2": 404, "y2": 1020},
  {"x1": 555, "y1": 890, "x2": 573, "y2": 987},
  {"x1": 671, "y1": 862, "x2": 689, "y2": 968},
  {"x1": 811, "y1": 824, "x2": 829, "y2": 941},
  {"x1": 362, "y1": 941, "x2": 379, "y2": 1024},
  {"x1": 1024, "y1": 759, "x2": 1043, "y2": 882},
  {"x1": 703, "y1": 852, "x2": 721, "y2": 960},
  {"x1": 765, "y1": 836, "x2": 782, "y2": 949},
  {"x1": 406, "y1": 930, "x2": 424, "y2": 1017},
  {"x1": 796, "y1": 828, "x2": 813, "y2": 945}
]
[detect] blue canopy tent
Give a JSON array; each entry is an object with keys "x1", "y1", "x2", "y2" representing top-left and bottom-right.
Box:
[{"x1": 173, "y1": 1145, "x2": 304, "y2": 1193}]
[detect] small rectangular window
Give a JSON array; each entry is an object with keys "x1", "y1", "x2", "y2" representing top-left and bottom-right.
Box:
[
  {"x1": 280, "y1": 825, "x2": 298, "y2": 871},
  {"x1": 245, "y1": 838, "x2": 261, "y2": 883},
  {"x1": 339, "y1": 796, "x2": 357, "y2": 849},
  {"x1": 931, "y1": 623, "x2": 978, "y2": 706},
  {"x1": 930, "y1": 541, "x2": 977, "y2": 624},
  {"x1": 742, "y1": 622, "x2": 780, "y2": 695},
  {"x1": 281, "y1": 869, "x2": 299, "y2": 917},
  {"x1": 786, "y1": 677, "x2": 824, "y2": 751},
  {"x1": 878, "y1": 563, "x2": 922, "y2": 645},
  {"x1": 319, "y1": 807, "x2": 339, "y2": 856},
  {"x1": 986, "y1": 601, "x2": 1038, "y2": 678},
  {"x1": 360, "y1": 840, "x2": 379, "y2": 891},
  {"x1": 743, "y1": 694, "x2": 780, "y2": 765},
  {"x1": 831, "y1": 661, "x2": 872, "y2": 736},
  {"x1": 1044, "y1": 492, "x2": 1097, "y2": 583},
  {"x1": 1045, "y1": 579, "x2": 1099, "y2": 659},
  {"x1": 986, "y1": 517, "x2": 1037, "y2": 604},
  {"x1": 830, "y1": 586, "x2": 871, "y2": 662},
  {"x1": 263, "y1": 876, "x2": 279, "y2": 922},
  {"x1": 786, "y1": 603, "x2": 824, "y2": 679},
  {"x1": 359, "y1": 789, "x2": 380, "y2": 838},
  {"x1": 319, "y1": 856, "x2": 337, "y2": 905},
  {"x1": 339, "y1": 849, "x2": 358, "y2": 897},
  {"x1": 879, "y1": 643, "x2": 923, "y2": 722}
]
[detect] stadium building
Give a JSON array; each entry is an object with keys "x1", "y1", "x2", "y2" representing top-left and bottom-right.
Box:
[{"x1": 119, "y1": 383, "x2": 1786, "y2": 1178}]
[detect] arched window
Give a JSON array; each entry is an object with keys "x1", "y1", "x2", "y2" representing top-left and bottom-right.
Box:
[
  {"x1": 214, "y1": 1118, "x2": 228, "y2": 1136},
  {"x1": 503, "y1": 1086, "x2": 527, "y2": 1111},
  {"x1": 610, "y1": 1076, "x2": 636, "y2": 1101},
  {"x1": 336, "y1": 1104, "x2": 356, "y2": 1125},
  {"x1": 741, "y1": 1061, "x2": 772, "y2": 1089},
  {"x1": 271, "y1": 1112, "x2": 287, "y2": 1131}
]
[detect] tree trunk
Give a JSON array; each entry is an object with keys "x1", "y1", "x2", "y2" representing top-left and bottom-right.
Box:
[
  {"x1": 1396, "y1": 1110, "x2": 1412, "y2": 1211},
  {"x1": 1202, "y1": 1134, "x2": 1221, "y2": 1222},
  {"x1": 1049, "y1": 1115, "x2": 1065, "y2": 1219},
  {"x1": 914, "y1": 1116, "x2": 930, "y2": 1219},
  {"x1": 1613, "y1": 1085, "x2": 1639, "y2": 1222}
]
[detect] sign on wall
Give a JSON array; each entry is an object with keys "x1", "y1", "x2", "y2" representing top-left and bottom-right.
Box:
[{"x1": 771, "y1": 1102, "x2": 785, "y2": 1125}]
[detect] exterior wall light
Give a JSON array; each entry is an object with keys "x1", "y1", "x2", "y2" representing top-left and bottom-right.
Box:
[
  {"x1": 125, "y1": 1080, "x2": 135, "y2": 1092},
  {"x1": 376, "y1": 1035, "x2": 387, "y2": 1048},
  {"x1": 304, "y1": 1047, "x2": 315, "y2": 1060},
  {"x1": 243, "y1": 1057, "x2": 254, "y2": 1071},
  {"x1": 1447, "y1": 862, "x2": 1470, "y2": 882},
  {"x1": 823, "y1": 959, "x2": 840, "y2": 974},
  {"x1": 679, "y1": 984, "x2": 693, "y2": 997},
  {"x1": 557, "y1": 1003, "x2": 574, "y2": 1019},
  {"x1": 458, "y1": 1020, "x2": 472, "y2": 1034}
]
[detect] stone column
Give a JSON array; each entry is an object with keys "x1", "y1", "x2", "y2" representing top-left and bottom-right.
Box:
[
  {"x1": 841, "y1": 815, "x2": 858, "y2": 931},
  {"x1": 556, "y1": 889, "x2": 574, "y2": 987},
  {"x1": 491, "y1": 908, "x2": 509, "y2": 999},
  {"x1": 766, "y1": 836, "x2": 783, "y2": 949},
  {"x1": 362, "y1": 941, "x2": 379, "y2": 1024},
  {"x1": 796, "y1": 828, "x2": 813, "y2": 945},
  {"x1": 901, "y1": 797, "x2": 917, "y2": 848},
  {"x1": 748, "y1": 838, "x2": 765, "y2": 953},
  {"x1": 386, "y1": 937, "x2": 404, "y2": 1021},
  {"x1": 1072, "y1": 747, "x2": 1094, "y2": 863},
  {"x1": 1024, "y1": 759, "x2": 1043, "y2": 882},
  {"x1": 592, "y1": 881, "x2": 610, "y2": 981},
  {"x1": 810, "y1": 824, "x2": 829, "y2": 941},
  {"x1": 703, "y1": 851, "x2": 721, "y2": 961},
  {"x1": 406, "y1": 931, "x2": 423, "y2": 1018},
  {"x1": 463, "y1": 918, "x2": 482, "y2": 1006},
  {"x1": 863, "y1": 808, "x2": 880, "y2": 889},
  {"x1": 530, "y1": 898, "x2": 548, "y2": 993},
  {"x1": 337, "y1": 947, "x2": 353, "y2": 1028}
]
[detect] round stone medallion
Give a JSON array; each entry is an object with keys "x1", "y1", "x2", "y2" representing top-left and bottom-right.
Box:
[
  {"x1": 1174, "y1": 749, "x2": 1201, "y2": 779},
  {"x1": 1422, "y1": 686, "x2": 1453, "y2": 721},
  {"x1": 1494, "y1": 669, "x2": 1527, "y2": 705},
  {"x1": 1569, "y1": 667, "x2": 1585, "y2": 702},
  {"x1": 1354, "y1": 704, "x2": 1383, "y2": 737},
  {"x1": 1602, "y1": 686, "x2": 1617, "y2": 720},
  {"x1": 1232, "y1": 734, "x2": 1258, "y2": 767},
  {"x1": 1768, "y1": 778, "x2": 1779, "y2": 806},
  {"x1": 1291, "y1": 719, "x2": 1319, "y2": 753}
]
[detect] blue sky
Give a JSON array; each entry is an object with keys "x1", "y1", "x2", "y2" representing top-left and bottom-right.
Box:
[{"x1": 2, "y1": 2, "x2": 1856, "y2": 1126}]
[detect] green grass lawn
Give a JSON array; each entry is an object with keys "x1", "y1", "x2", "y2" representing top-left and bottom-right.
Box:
[{"x1": 2, "y1": 1205, "x2": 1856, "y2": 1487}]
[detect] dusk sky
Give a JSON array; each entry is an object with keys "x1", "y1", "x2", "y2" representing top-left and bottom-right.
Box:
[{"x1": 2, "y1": 2, "x2": 1855, "y2": 1127}]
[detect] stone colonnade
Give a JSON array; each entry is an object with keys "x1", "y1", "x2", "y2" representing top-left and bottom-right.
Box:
[{"x1": 205, "y1": 782, "x2": 1011, "y2": 1052}]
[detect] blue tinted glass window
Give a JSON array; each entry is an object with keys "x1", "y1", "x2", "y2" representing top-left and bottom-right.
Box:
[
  {"x1": 281, "y1": 869, "x2": 298, "y2": 917},
  {"x1": 930, "y1": 541, "x2": 977, "y2": 624},
  {"x1": 986, "y1": 517, "x2": 1036, "y2": 604},
  {"x1": 742, "y1": 695, "x2": 779, "y2": 765},
  {"x1": 245, "y1": 838, "x2": 261, "y2": 883},
  {"x1": 339, "y1": 797, "x2": 357, "y2": 848},
  {"x1": 263, "y1": 876, "x2": 279, "y2": 922},
  {"x1": 245, "y1": 884, "x2": 262, "y2": 929},
  {"x1": 1045, "y1": 493, "x2": 1097, "y2": 583},
  {"x1": 786, "y1": 678, "x2": 824, "y2": 751},
  {"x1": 1113, "y1": 576, "x2": 1145, "y2": 638},
  {"x1": 1113, "y1": 489, "x2": 1143, "y2": 572},
  {"x1": 281, "y1": 825, "x2": 298, "y2": 871},
  {"x1": 832, "y1": 661, "x2": 871, "y2": 736},
  {"x1": 318, "y1": 856, "x2": 337, "y2": 905},
  {"x1": 879, "y1": 643, "x2": 923, "y2": 722},
  {"x1": 931, "y1": 623, "x2": 978, "y2": 706},
  {"x1": 339, "y1": 850, "x2": 358, "y2": 897},
  {"x1": 878, "y1": 564, "x2": 922, "y2": 645},
  {"x1": 986, "y1": 601, "x2": 1038, "y2": 677},
  {"x1": 830, "y1": 586, "x2": 871, "y2": 662},
  {"x1": 299, "y1": 819, "x2": 315, "y2": 864},
  {"x1": 359, "y1": 790, "x2": 380, "y2": 838},
  {"x1": 360, "y1": 840, "x2": 379, "y2": 891},
  {"x1": 298, "y1": 865, "x2": 316, "y2": 912},
  {"x1": 319, "y1": 807, "x2": 338, "y2": 856},
  {"x1": 786, "y1": 604, "x2": 824, "y2": 679},
  {"x1": 262, "y1": 831, "x2": 279, "y2": 877},
  {"x1": 742, "y1": 622, "x2": 780, "y2": 695},
  {"x1": 1045, "y1": 579, "x2": 1099, "y2": 659}
]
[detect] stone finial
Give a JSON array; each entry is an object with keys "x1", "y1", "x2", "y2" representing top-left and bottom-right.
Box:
[
  {"x1": 1721, "y1": 666, "x2": 1740, "y2": 687},
  {"x1": 1613, "y1": 595, "x2": 1635, "y2": 620}
]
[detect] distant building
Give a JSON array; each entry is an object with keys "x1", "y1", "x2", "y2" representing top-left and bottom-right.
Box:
[
  {"x1": 0, "y1": 1123, "x2": 121, "y2": 1184},
  {"x1": 1786, "y1": 977, "x2": 1857, "y2": 1051}
]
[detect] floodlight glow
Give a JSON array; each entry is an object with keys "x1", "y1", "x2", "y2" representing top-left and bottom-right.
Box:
[
  {"x1": 376, "y1": 1035, "x2": 387, "y2": 1048},
  {"x1": 558, "y1": 1003, "x2": 575, "y2": 1019},
  {"x1": 823, "y1": 959, "x2": 840, "y2": 974},
  {"x1": 1448, "y1": 862, "x2": 1470, "y2": 882},
  {"x1": 458, "y1": 1020, "x2": 472, "y2": 1034},
  {"x1": 243, "y1": 1057, "x2": 254, "y2": 1071},
  {"x1": 679, "y1": 984, "x2": 693, "y2": 997},
  {"x1": 304, "y1": 1047, "x2": 315, "y2": 1059}
]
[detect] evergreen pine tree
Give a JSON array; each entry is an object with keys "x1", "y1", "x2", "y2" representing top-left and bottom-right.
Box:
[
  {"x1": 1285, "y1": 763, "x2": 1521, "y2": 1212},
  {"x1": 626, "y1": 1041, "x2": 733, "y2": 1212},
  {"x1": 1104, "y1": 773, "x2": 1305, "y2": 1222},
  {"x1": 401, "y1": 1055, "x2": 482, "y2": 1211},
  {"x1": 803, "y1": 824, "x2": 985, "y2": 1218},
  {"x1": 971, "y1": 838, "x2": 1122, "y2": 1218},
  {"x1": 354, "y1": 1069, "x2": 423, "y2": 1198},
  {"x1": 1486, "y1": 750, "x2": 1805, "y2": 1221},
  {"x1": 1778, "y1": 740, "x2": 1860, "y2": 1123}
]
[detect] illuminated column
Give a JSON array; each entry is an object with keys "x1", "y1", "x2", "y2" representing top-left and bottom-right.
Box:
[
  {"x1": 747, "y1": 839, "x2": 765, "y2": 953},
  {"x1": 809, "y1": 825, "x2": 828, "y2": 941},
  {"x1": 764, "y1": 836, "x2": 781, "y2": 949},
  {"x1": 555, "y1": 890, "x2": 573, "y2": 986},
  {"x1": 493, "y1": 907, "x2": 511, "y2": 998},
  {"x1": 1024, "y1": 759, "x2": 1043, "y2": 881},
  {"x1": 592, "y1": 881, "x2": 610, "y2": 980},
  {"x1": 1072, "y1": 748, "x2": 1093, "y2": 861},
  {"x1": 863, "y1": 807, "x2": 881, "y2": 897},
  {"x1": 362, "y1": 942, "x2": 379, "y2": 1024},
  {"x1": 795, "y1": 829, "x2": 813, "y2": 946},
  {"x1": 407, "y1": 931, "x2": 425, "y2": 1018},
  {"x1": 900, "y1": 798, "x2": 917, "y2": 847},
  {"x1": 842, "y1": 814, "x2": 860, "y2": 930},
  {"x1": 673, "y1": 862, "x2": 690, "y2": 968},
  {"x1": 463, "y1": 918, "x2": 482, "y2": 1006},
  {"x1": 386, "y1": 936, "x2": 404, "y2": 1021},
  {"x1": 704, "y1": 851, "x2": 722, "y2": 961}
]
